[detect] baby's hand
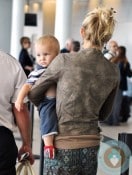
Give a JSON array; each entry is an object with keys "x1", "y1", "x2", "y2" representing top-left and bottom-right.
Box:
[{"x1": 15, "y1": 100, "x2": 24, "y2": 111}]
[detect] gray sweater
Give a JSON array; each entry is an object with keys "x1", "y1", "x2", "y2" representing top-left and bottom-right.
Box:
[{"x1": 29, "y1": 48, "x2": 119, "y2": 148}]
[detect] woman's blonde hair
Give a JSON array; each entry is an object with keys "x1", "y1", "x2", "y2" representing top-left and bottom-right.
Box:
[
  {"x1": 35, "y1": 34, "x2": 60, "y2": 54},
  {"x1": 82, "y1": 7, "x2": 116, "y2": 47}
]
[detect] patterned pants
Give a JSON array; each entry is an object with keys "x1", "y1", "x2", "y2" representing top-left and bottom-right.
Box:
[{"x1": 43, "y1": 146, "x2": 99, "y2": 175}]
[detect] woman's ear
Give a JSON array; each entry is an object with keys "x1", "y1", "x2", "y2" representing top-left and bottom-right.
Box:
[{"x1": 80, "y1": 27, "x2": 85, "y2": 38}]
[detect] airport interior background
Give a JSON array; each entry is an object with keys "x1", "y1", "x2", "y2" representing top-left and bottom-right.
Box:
[{"x1": 0, "y1": 0, "x2": 132, "y2": 63}]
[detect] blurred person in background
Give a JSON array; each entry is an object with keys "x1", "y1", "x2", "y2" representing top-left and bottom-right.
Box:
[
  {"x1": 60, "y1": 38, "x2": 74, "y2": 53},
  {"x1": 105, "y1": 46, "x2": 132, "y2": 125},
  {"x1": 104, "y1": 40, "x2": 118, "y2": 60},
  {"x1": 71, "y1": 40, "x2": 81, "y2": 53},
  {"x1": 19, "y1": 36, "x2": 34, "y2": 77}
]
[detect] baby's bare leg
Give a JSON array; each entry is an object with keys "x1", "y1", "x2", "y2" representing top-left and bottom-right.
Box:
[{"x1": 43, "y1": 135, "x2": 54, "y2": 146}]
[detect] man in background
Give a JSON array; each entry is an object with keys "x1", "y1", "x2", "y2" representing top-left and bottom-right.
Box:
[
  {"x1": 0, "y1": 50, "x2": 34, "y2": 175},
  {"x1": 104, "y1": 40, "x2": 118, "y2": 60},
  {"x1": 60, "y1": 38, "x2": 74, "y2": 53}
]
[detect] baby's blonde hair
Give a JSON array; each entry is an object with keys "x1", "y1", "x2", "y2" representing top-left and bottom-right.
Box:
[
  {"x1": 35, "y1": 34, "x2": 60, "y2": 55},
  {"x1": 82, "y1": 7, "x2": 116, "y2": 47}
]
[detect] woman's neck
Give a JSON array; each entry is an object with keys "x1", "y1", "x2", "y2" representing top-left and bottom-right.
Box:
[{"x1": 82, "y1": 40, "x2": 102, "y2": 51}]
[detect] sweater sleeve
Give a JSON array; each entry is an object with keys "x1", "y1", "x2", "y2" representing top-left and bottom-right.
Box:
[
  {"x1": 28, "y1": 54, "x2": 63, "y2": 106},
  {"x1": 99, "y1": 83, "x2": 119, "y2": 121}
]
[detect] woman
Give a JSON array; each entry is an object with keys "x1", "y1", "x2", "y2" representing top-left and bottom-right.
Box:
[
  {"x1": 29, "y1": 7, "x2": 119, "y2": 175},
  {"x1": 107, "y1": 46, "x2": 132, "y2": 124},
  {"x1": 19, "y1": 36, "x2": 34, "y2": 77}
]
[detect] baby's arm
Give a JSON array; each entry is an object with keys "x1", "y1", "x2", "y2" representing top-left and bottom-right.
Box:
[{"x1": 15, "y1": 83, "x2": 32, "y2": 111}]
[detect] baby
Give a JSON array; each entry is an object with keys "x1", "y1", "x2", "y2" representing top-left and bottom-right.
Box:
[{"x1": 15, "y1": 35, "x2": 60, "y2": 159}]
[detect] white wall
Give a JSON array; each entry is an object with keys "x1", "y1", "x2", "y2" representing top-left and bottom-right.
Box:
[{"x1": 23, "y1": 2, "x2": 43, "y2": 57}]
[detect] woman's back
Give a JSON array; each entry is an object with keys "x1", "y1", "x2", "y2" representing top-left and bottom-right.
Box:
[{"x1": 55, "y1": 49, "x2": 119, "y2": 136}]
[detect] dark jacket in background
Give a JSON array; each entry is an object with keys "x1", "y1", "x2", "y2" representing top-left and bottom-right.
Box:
[
  {"x1": 119, "y1": 62, "x2": 132, "y2": 91},
  {"x1": 19, "y1": 48, "x2": 33, "y2": 76}
]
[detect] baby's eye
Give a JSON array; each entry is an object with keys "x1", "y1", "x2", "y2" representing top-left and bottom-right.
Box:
[
  {"x1": 37, "y1": 54, "x2": 40, "y2": 57},
  {"x1": 43, "y1": 53, "x2": 48, "y2": 56}
]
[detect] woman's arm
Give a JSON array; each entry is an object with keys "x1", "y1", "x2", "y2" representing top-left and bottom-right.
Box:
[
  {"x1": 29, "y1": 54, "x2": 63, "y2": 106},
  {"x1": 99, "y1": 84, "x2": 119, "y2": 121}
]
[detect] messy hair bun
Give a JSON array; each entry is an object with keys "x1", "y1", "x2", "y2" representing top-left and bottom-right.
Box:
[{"x1": 82, "y1": 7, "x2": 116, "y2": 47}]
